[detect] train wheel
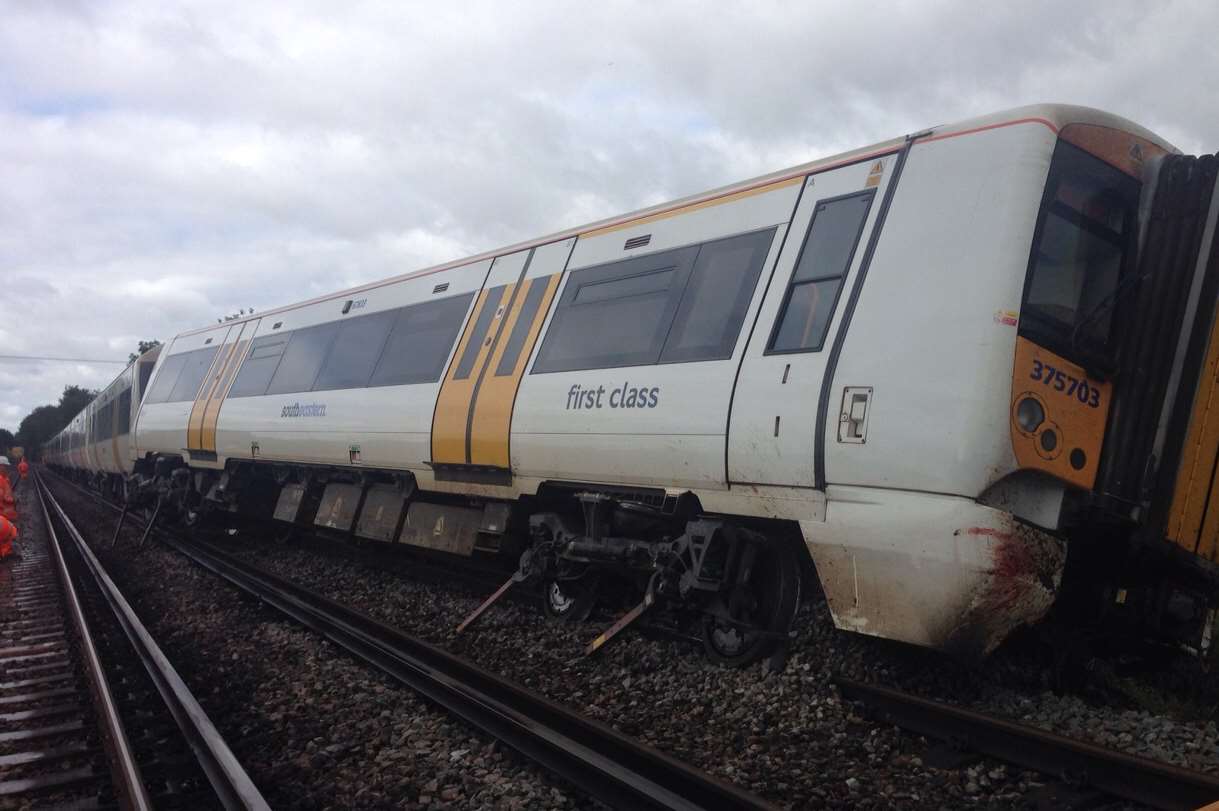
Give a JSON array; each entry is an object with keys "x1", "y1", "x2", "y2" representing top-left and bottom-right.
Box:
[
  {"x1": 542, "y1": 575, "x2": 599, "y2": 623},
  {"x1": 702, "y1": 538, "x2": 801, "y2": 667}
]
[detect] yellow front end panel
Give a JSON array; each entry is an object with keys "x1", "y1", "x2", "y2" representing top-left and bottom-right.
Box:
[{"x1": 1010, "y1": 337, "x2": 1112, "y2": 490}]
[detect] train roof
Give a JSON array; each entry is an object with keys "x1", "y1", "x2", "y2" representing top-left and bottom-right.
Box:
[{"x1": 169, "y1": 103, "x2": 1178, "y2": 341}]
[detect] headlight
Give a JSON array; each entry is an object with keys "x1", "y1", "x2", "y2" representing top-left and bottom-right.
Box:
[{"x1": 1016, "y1": 396, "x2": 1045, "y2": 433}]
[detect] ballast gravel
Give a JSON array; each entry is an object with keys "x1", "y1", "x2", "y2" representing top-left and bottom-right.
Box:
[
  {"x1": 45, "y1": 479, "x2": 594, "y2": 810},
  {"x1": 214, "y1": 535, "x2": 1215, "y2": 809}
]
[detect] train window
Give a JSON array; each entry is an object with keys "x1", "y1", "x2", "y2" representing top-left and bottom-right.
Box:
[
  {"x1": 142, "y1": 352, "x2": 190, "y2": 404},
  {"x1": 313, "y1": 310, "x2": 396, "y2": 391},
  {"x1": 167, "y1": 347, "x2": 220, "y2": 402},
  {"x1": 1021, "y1": 141, "x2": 1139, "y2": 364},
  {"x1": 137, "y1": 360, "x2": 155, "y2": 401},
  {"x1": 370, "y1": 293, "x2": 475, "y2": 387},
  {"x1": 533, "y1": 246, "x2": 697, "y2": 373},
  {"x1": 265, "y1": 322, "x2": 341, "y2": 395},
  {"x1": 661, "y1": 228, "x2": 775, "y2": 363},
  {"x1": 213, "y1": 340, "x2": 247, "y2": 399},
  {"x1": 768, "y1": 191, "x2": 874, "y2": 353},
  {"x1": 453, "y1": 285, "x2": 507, "y2": 380},
  {"x1": 117, "y1": 387, "x2": 132, "y2": 435},
  {"x1": 574, "y1": 268, "x2": 674, "y2": 304},
  {"x1": 228, "y1": 334, "x2": 291, "y2": 397},
  {"x1": 495, "y1": 276, "x2": 550, "y2": 376}
]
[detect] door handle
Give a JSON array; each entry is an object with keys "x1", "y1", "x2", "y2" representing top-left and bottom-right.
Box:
[{"x1": 838, "y1": 387, "x2": 872, "y2": 444}]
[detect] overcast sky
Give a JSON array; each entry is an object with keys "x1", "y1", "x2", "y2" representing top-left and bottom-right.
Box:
[{"x1": 1, "y1": 0, "x2": 1216, "y2": 432}]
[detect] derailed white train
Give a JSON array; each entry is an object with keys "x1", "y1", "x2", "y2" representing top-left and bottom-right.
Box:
[{"x1": 47, "y1": 104, "x2": 1219, "y2": 662}]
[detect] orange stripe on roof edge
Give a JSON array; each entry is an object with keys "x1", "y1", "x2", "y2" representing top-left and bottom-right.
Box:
[
  {"x1": 923, "y1": 117, "x2": 1059, "y2": 143},
  {"x1": 175, "y1": 116, "x2": 1060, "y2": 339},
  {"x1": 580, "y1": 175, "x2": 805, "y2": 238}
]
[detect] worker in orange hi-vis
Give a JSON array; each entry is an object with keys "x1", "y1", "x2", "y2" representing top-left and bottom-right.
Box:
[
  {"x1": 0, "y1": 457, "x2": 16, "y2": 525},
  {"x1": 0, "y1": 514, "x2": 15, "y2": 560},
  {"x1": 12, "y1": 456, "x2": 27, "y2": 492}
]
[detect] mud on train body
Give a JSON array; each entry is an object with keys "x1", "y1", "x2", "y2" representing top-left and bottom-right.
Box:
[{"x1": 46, "y1": 104, "x2": 1219, "y2": 664}]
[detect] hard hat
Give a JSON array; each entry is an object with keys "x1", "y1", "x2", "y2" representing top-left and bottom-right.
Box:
[{"x1": 0, "y1": 457, "x2": 9, "y2": 465}]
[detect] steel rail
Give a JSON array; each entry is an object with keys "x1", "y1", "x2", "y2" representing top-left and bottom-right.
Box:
[
  {"x1": 835, "y1": 677, "x2": 1219, "y2": 811},
  {"x1": 43, "y1": 470, "x2": 775, "y2": 811},
  {"x1": 35, "y1": 472, "x2": 271, "y2": 811},
  {"x1": 166, "y1": 534, "x2": 774, "y2": 811},
  {"x1": 35, "y1": 472, "x2": 154, "y2": 810}
]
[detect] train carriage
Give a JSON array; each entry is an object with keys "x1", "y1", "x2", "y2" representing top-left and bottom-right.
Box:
[{"x1": 47, "y1": 103, "x2": 1219, "y2": 662}]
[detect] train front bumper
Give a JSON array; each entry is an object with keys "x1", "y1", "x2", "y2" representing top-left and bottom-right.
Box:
[{"x1": 802, "y1": 487, "x2": 1065, "y2": 658}]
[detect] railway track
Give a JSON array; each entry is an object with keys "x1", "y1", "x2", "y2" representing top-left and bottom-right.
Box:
[
  {"x1": 53, "y1": 465, "x2": 1219, "y2": 810},
  {"x1": 44, "y1": 469, "x2": 776, "y2": 811},
  {"x1": 835, "y1": 677, "x2": 1219, "y2": 811},
  {"x1": 10, "y1": 472, "x2": 270, "y2": 809}
]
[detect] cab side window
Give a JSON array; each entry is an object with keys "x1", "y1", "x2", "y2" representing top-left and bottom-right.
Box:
[{"x1": 768, "y1": 191, "x2": 874, "y2": 353}]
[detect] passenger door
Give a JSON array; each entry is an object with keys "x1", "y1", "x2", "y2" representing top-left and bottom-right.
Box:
[
  {"x1": 185, "y1": 324, "x2": 238, "y2": 456},
  {"x1": 431, "y1": 239, "x2": 574, "y2": 477},
  {"x1": 728, "y1": 157, "x2": 895, "y2": 487},
  {"x1": 197, "y1": 321, "x2": 256, "y2": 455}
]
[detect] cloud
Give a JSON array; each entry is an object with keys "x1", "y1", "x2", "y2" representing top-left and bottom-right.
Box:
[{"x1": 2, "y1": 0, "x2": 1218, "y2": 430}]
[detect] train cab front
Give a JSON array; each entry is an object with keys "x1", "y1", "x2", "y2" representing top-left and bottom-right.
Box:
[{"x1": 1009, "y1": 122, "x2": 1219, "y2": 655}]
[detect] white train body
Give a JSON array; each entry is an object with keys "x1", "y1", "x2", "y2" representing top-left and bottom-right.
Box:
[{"x1": 49, "y1": 104, "x2": 1219, "y2": 658}]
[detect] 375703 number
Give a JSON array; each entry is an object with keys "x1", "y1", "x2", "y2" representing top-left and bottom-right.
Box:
[{"x1": 1030, "y1": 360, "x2": 1100, "y2": 407}]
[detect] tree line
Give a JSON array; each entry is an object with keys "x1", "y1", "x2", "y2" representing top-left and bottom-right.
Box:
[
  {"x1": 5, "y1": 385, "x2": 99, "y2": 460},
  {"x1": 1, "y1": 340, "x2": 161, "y2": 461}
]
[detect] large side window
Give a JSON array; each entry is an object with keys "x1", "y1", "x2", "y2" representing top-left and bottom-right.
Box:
[
  {"x1": 96, "y1": 403, "x2": 111, "y2": 441},
  {"x1": 533, "y1": 247, "x2": 698, "y2": 373},
  {"x1": 265, "y1": 322, "x2": 340, "y2": 395},
  {"x1": 228, "y1": 334, "x2": 291, "y2": 398},
  {"x1": 313, "y1": 310, "x2": 396, "y2": 391},
  {"x1": 117, "y1": 387, "x2": 132, "y2": 435},
  {"x1": 167, "y1": 347, "x2": 220, "y2": 403},
  {"x1": 137, "y1": 360, "x2": 155, "y2": 401},
  {"x1": 661, "y1": 229, "x2": 775, "y2": 363},
  {"x1": 532, "y1": 228, "x2": 778, "y2": 374},
  {"x1": 768, "y1": 191, "x2": 874, "y2": 354},
  {"x1": 370, "y1": 294, "x2": 475, "y2": 387},
  {"x1": 143, "y1": 352, "x2": 189, "y2": 405}
]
